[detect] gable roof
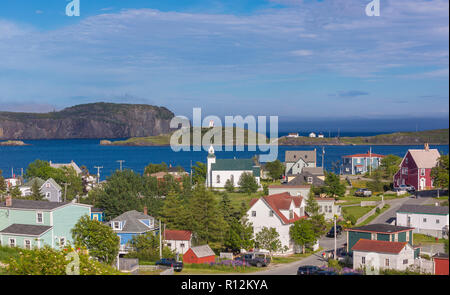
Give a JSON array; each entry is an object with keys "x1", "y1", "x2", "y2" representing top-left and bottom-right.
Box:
[
  {"x1": 190, "y1": 245, "x2": 215, "y2": 258},
  {"x1": 164, "y1": 230, "x2": 192, "y2": 241},
  {"x1": 110, "y1": 210, "x2": 155, "y2": 233},
  {"x1": 0, "y1": 224, "x2": 53, "y2": 236},
  {"x1": 49, "y1": 161, "x2": 82, "y2": 175},
  {"x1": 288, "y1": 172, "x2": 324, "y2": 187},
  {"x1": 211, "y1": 158, "x2": 258, "y2": 171},
  {"x1": 352, "y1": 239, "x2": 408, "y2": 254},
  {"x1": 261, "y1": 192, "x2": 306, "y2": 225},
  {"x1": 343, "y1": 153, "x2": 385, "y2": 158},
  {"x1": 21, "y1": 177, "x2": 45, "y2": 188},
  {"x1": 407, "y1": 149, "x2": 440, "y2": 168},
  {"x1": 397, "y1": 205, "x2": 449, "y2": 215},
  {"x1": 0, "y1": 199, "x2": 70, "y2": 210},
  {"x1": 346, "y1": 223, "x2": 413, "y2": 234},
  {"x1": 43, "y1": 178, "x2": 62, "y2": 191},
  {"x1": 285, "y1": 150, "x2": 316, "y2": 163},
  {"x1": 302, "y1": 167, "x2": 324, "y2": 175}
]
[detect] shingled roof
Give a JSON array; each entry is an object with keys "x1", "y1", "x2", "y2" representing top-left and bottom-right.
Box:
[
  {"x1": 190, "y1": 245, "x2": 215, "y2": 258},
  {"x1": 0, "y1": 224, "x2": 53, "y2": 236},
  {"x1": 164, "y1": 230, "x2": 192, "y2": 241},
  {"x1": 261, "y1": 192, "x2": 306, "y2": 225},
  {"x1": 0, "y1": 199, "x2": 69, "y2": 210},
  {"x1": 352, "y1": 239, "x2": 408, "y2": 254},
  {"x1": 110, "y1": 210, "x2": 155, "y2": 233},
  {"x1": 407, "y1": 149, "x2": 441, "y2": 168},
  {"x1": 397, "y1": 205, "x2": 449, "y2": 215},
  {"x1": 346, "y1": 223, "x2": 413, "y2": 234},
  {"x1": 285, "y1": 150, "x2": 316, "y2": 164}
]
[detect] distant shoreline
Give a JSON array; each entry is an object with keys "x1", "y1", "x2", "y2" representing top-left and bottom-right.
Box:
[{"x1": 0, "y1": 140, "x2": 29, "y2": 146}]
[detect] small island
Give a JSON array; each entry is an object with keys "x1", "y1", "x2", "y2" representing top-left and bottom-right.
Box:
[{"x1": 0, "y1": 140, "x2": 29, "y2": 146}]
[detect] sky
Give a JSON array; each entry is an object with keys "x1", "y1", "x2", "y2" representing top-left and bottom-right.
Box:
[{"x1": 0, "y1": 0, "x2": 448, "y2": 129}]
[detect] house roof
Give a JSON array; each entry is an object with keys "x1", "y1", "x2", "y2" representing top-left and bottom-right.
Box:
[
  {"x1": 0, "y1": 199, "x2": 70, "y2": 210},
  {"x1": 397, "y1": 205, "x2": 449, "y2": 215},
  {"x1": 285, "y1": 150, "x2": 316, "y2": 163},
  {"x1": 343, "y1": 152, "x2": 385, "y2": 158},
  {"x1": 0, "y1": 224, "x2": 53, "y2": 236},
  {"x1": 49, "y1": 160, "x2": 82, "y2": 175},
  {"x1": 190, "y1": 245, "x2": 215, "y2": 258},
  {"x1": 269, "y1": 185, "x2": 310, "y2": 189},
  {"x1": 346, "y1": 223, "x2": 413, "y2": 234},
  {"x1": 352, "y1": 239, "x2": 408, "y2": 254},
  {"x1": 21, "y1": 177, "x2": 45, "y2": 188},
  {"x1": 211, "y1": 158, "x2": 258, "y2": 171},
  {"x1": 407, "y1": 149, "x2": 441, "y2": 168},
  {"x1": 110, "y1": 210, "x2": 154, "y2": 233},
  {"x1": 261, "y1": 192, "x2": 306, "y2": 225},
  {"x1": 164, "y1": 230, "x2": 192, "y2": 241},
  {"x1": 44, "y1": 178, "x2": 62, "y2": 191},
  {"x1": 167, "y1": 166, "x2": 186, "y2": 173},
  {"x1": 91, "y1": 207, "x2": 103, "y2": 213},
  {"x1": 287, "y1": 172, "x2": 325, "y2": 187},
  {"x1": 433, "y1": 253, "x2": 449, "y2": 259},
  {"x1": 302, "y1": 167, "x2": 324, "y2": 175}
]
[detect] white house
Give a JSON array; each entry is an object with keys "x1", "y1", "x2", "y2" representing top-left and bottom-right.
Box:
[
  {"x1": 316, "y1": 198, "x2": 342, "y2": 221},
  {"x1": 352, "y1": 239, "x2": 415, "y2": 272},
  {"x1": 247, "y1": 192, "x2": 307, "y2": 254},
  {"x1": 163, "y1": 229, "x2": 192, "y2": 255},
  {"x1": 287, "y1": 133, "x2": 299, "y2": 138},
  {"x1": 396, "y1": 205, "x2": 449, "y2": 238},
  {"x1": 309, "y1": 132, "x2": 316, "y2": 138},
  {"x1": 284, "y1": 150, "x2": 317, "y2": 176},
  {"x1": 268, "y1": 185, "x2": 310, "y2": 197},
  {"x1": 206, "y1": 146, "x2": 261, "y2": 188}
]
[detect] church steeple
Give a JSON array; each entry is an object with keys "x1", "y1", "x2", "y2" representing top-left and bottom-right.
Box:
[{"x1": 208, "y1": 145, "x2": 215, "y2": 157}]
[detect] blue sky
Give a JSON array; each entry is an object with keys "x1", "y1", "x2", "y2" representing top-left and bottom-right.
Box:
[{"x1": 0, "y1": 0, "x2": 448, "y2": 125}]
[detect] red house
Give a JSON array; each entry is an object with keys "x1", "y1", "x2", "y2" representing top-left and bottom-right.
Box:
[
  {"x1": 433, "y1": 253, "x2": 449, "y2": 275},
  {"x1": 183, "y1": 245, "x2": 216, "y2": 264},
  {"x1": 393, "y1": 144, "x2": 440, "y2": 191}
]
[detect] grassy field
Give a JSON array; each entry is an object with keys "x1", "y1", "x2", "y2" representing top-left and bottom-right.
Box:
[
  {"x1": 212, "y1": 191, "x2": 264, "y2": 211},
  {"x1": 0, "y1": 246, "x2": 20, "y2": 263},
  {"x1": 271, "y1": 248, "x2": 322, "y2": 264},
  {"x1": 338, "y1": 194, "x2": 407, "y2": 205},
  {"x1": 413, "y1": 234, "x2": 447, "y2": 244},
  {"x1": 356, "y1": 204, "x2": 391, "y2": 227},
  {"x1": 342, "y1": 205, "x2": 375, "y2": 220}
]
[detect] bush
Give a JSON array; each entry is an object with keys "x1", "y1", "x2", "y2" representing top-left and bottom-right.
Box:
[
  {"x1": 327, "y1": 259, "x2": 342, "y2": 271},
  {"x1": 375, "y1": 207, "x2": 381, "y2": 214},
  {"x1": 224, "y1": 179, "x2": 235, "y2": 193},
  {"x1": 346, "y1": 214, "x2": 357, "y2": 225},
  {"x1": 7, "y1": 246, "x2": 120, "y2": 275}
]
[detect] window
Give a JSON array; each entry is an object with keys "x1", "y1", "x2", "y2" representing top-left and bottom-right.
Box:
[
  {"x1": 289, "y1": 210, "x2": 293, "y2": 220},
  {"x1": 420, "y1": 169, "x2": 425, "y2": 176},
  {"x1": 436, "y1": 219, "x2": 440, "y2": 224},
  {"x1": 406, "y1": 232, "x2": 410, "y2": 242},
  {"x1": 319, "y1": 206, "x2": 322, "y2": 213},
  {"x1": 402, "y1": 168, "x2": 408, "y2": 175},
  {"x1": 328, "y1": 206, "x2": 332, "y2": 213},
  {"x1": 269, "y1": 210, "x2": 274, "y2": 217},
  {"x1": 403, "y1": 259, "x2": 408, "y2": 265},
  {"x1": 60, "y1": 237, "x2": 65, "y2": 247},
  {"x1": 307, "y1": 177, "x2": 313, "y2": 184},
  {"x1": 24, "y1": 239, "x2": 31, "y2": 250},
  {"x1": 167, "y1": 243, "x2": 172, "y2": 247},
  {"x1": 361, "y1": 257, "x2": 366, "y2": 264},
  {"x1": 394, "y1": 233, "x2": 398, "y2": 242},
  {"x1": 385, "y1": 259, "x2": 390, "y2": 267},
  {"x1": 180, "y1": 243, "x2": 185, "y2": 248},
  {"x1": 93, "y1": 215, "x2": 98, "y2": 221},
  {"x1": 230, "y1": 175, "x2": 234, "y2": 184},
  {"x1": 45, "y1": 192, "x2": 50, "y2": 199},
  {"x1": 216, "y1": 175, "x2": 220, "y2": 184},
  {"x1": 9, "y1": 238, "x2": 16, "y2": 248},
  {"x1": 251, "y1": 211, "x2": 256, "y2": 217},
  {"x1": 46, "y1": 183, "x2": 50, "y2": 188},
  {"x1": 405, "y1": 158, "x2": 408, "y2": 164},
  {"x1": 423, "y1": 218, "x2": 427, "y2": 223},
  {"x1": 113, "y1": 221, "x2": 121, "y2": 229},
  {"x1": 371, "y1": 233, "x2": 376, "y2": 240},
  {"x1": 36, "y1": 212, "x2": 43, "y2": 224}
]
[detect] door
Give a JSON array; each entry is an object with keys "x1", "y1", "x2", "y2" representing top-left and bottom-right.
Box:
[
  {"x1": 407, "y1": 216, "x2": 411, "y2": 227},
  {"x1": 420, "y1": 178, "x2": 426, "y2": 191}
]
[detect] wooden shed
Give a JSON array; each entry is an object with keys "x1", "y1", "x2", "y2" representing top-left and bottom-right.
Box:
[{"x1": 183, "y1": 245, "x2": 216, "y2": 264}]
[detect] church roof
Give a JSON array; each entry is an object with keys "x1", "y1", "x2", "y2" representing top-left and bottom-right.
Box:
[{"x1": 211, "y1": 159, "x2": 260, "y2": 176}]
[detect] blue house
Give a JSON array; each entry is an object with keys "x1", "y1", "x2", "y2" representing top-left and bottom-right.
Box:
[
  {"x1": 107, "y1": 209, "x2": 158, "y2": 254},
  {"x1": 91, "y1": 208, "x2": 104, "y2": 222},
  {"x1": 341, "y1": 151, "x2": 385, "y2": 175}
]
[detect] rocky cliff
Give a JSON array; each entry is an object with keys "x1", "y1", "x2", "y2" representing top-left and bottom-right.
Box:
[{"x1": 0, "y1": 102, "x2": 175, "y2": 139}]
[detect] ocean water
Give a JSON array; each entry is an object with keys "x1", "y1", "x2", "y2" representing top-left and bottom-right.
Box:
[{"x1": 0, "y1": 139, "x2": 448, "y2": 180}]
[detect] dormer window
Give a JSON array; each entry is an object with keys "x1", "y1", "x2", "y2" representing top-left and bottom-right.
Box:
[
  {"x1": 113, "y1": 221, "x2": 121, "y2": 230},
  {"x1": 289, "y1": 210, "x2": 294, "y2": 220}
]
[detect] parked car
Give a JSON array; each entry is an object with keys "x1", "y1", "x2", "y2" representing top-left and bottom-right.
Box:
[
  {"x1": 394, "y1": 185, "x2": 415, "y2": 193},
  {"x1": 355, "y1": 188, "x2": 372, "y2": 197},
  {"x1": 297, "y1": 265, "x2": 320, "y2": 275},
  {"x1": 312, "y1": 270, "x2": 338, "y2": 275},
  {"x1": 155, "y1": 258, "x2": 183, "y2": 272},
  {"x1": 234, "y1": 252, "x2": 271, "y2": 267},
  {"x1": 326, "y1": 225, "x2": 343, "y2": 238}
]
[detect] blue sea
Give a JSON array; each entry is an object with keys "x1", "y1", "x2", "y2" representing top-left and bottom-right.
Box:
[{"x1": 0, "y1": 139, "x2": 448, "y2": 180}]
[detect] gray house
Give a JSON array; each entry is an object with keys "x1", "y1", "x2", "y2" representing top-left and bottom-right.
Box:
[
  {"x1": 19, "y1": 178, "x2": 62, "y2": 203},
  {"x1": 284, "y1": 150, "x2": 317, "y2": 179}
]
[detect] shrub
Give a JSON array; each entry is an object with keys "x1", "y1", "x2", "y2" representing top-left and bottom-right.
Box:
[
  {"x1": 346, "y1": 214, "x2": 357, "y2": 225},
  {"x1": 375, "y1": 207, "x2": 381, "y2": 214}
]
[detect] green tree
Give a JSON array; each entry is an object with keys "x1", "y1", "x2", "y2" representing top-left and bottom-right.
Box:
[
  {"x1": 192, "y1": 162, "x2": 207, "y2": 184},
  {"x1": 380, "y1": 155, "x2": 402, "y2": 179},
  {"x1": 238, "y1": 172, "x2": 259, "y2": 195},
  {"x1": 30, "y1": 179, "x2": 44, "y2": 201},
  {"x1": 367, "y1": 169, "x2": 384, "y2": 193},
  {"x1": 188, "y1": 186, "x2": 227, "y2": 250},
  {"x1": 431, "y1": 155, "x2": 449, "y2": 190},
  {"x1": 290, "y1": 219, "x2": 316, "y2": 254},
  {"x1": 264, "y1": 160, "x2": 284, "y2": 181},
  {"x1": 219, "y1": 193, "x2": 234, "y2": 224},
  {"x1": 224, "y1": 179, "x2": 235, "y2": 193},
  {"x1": 0, "y1": 169, "x2": 6, "y2": 195},
  {"x1": 323, "y1": 171, "x2": 346, "y2": 198},
  {"x1": 254, "y1": 227, "x2": 282, "y2": 258},
  {"x1": 224, "y1": 217, "x2": 254, "y2": 252},
  {"x1": 126, "y1": 232, "x2": 175, "y2": 261},
  {"x1": 305, "y1": 190, "x2": 327, "y2": 238},
  {"x1": 71, "y1": 215, "x2": 120, "y2": 265},
  {"x1": 160, "y1": 194, "x2": 189, "y2": 230},
  {"x1": 10, "y1": 185, "x2": 22, "y2": 198}
]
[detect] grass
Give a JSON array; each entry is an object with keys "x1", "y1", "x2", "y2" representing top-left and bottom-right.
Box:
[
  {"x1": 356, "y1": 204, "x2": 391, "y2": 226},
  {"x1": 413, "y1": 234, "x2": 447, "y2": 245},
  {"x1": 0, "y1": 246, "x2": 21, "y2": 263},
  {"x1": 338, "y1": 194, "x2": 407, "y2": 205},
  {"x1": 342, "y1": 205, "x2": 375, "y2": 221},
  {"x1": 213, "y1": 191, "x2": 264, "y2": 210},
  {"x1": 178, "y1": 263, "x2": 259, "y2": 274},
  {"x1": 271, "y1": 248, "x2": 322, "y2": 264}
]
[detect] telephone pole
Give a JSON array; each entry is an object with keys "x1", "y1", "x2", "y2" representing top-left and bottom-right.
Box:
[
  {"x1": 94, "y1": 166, "x2": 103, "y2": 184},
  {"x1": 159, "y1": 219, "x2": 162, "y2": 259},
  {"x1": 62, "y1": 183, "x2": 71, "y2": 202},
  {"x1": 369, "y1": 147, "x2": 372, "y2": 176},
  {"x1": 116, "y1": 160, "x2": 125, "y2": 171},
  {"x1": 322, "y1": 146, "x2": 325, "y2": 168}
]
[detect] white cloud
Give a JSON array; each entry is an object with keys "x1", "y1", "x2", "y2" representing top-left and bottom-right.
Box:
[{"x1": 291, "y1": 49, "x2": 313, "y2": 56}]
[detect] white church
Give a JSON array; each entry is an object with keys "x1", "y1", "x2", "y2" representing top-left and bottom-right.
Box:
[{"x1": 206, "y1": 146, "x2": 261, "y2": 189}]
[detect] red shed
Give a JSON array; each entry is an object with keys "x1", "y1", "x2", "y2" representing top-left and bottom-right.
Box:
[
  {"x1": 183, "y1": 245, "x2": 216, "y2": 264},
  {"x1": 433, "y1": 253, "x2": 449, "y2": 275}
]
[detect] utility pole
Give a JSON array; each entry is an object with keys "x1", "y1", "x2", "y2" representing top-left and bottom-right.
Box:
[
  {"x1": 116, "y1": 160, "x2": 125, "y2": 171},
  {"x1": 62, "y1": 183, "x2": 71, "y2": 202},
  {"x1": 190, "y1": 160, "x2": 193, "y2": 185},
  {"x1": 322, "y1": 147, "x2": 325, "y2": 168},
  {"x1": 334, "y1": 216, "x2": 337, "y2": 260},
  {"x1": 159, "y1": 219, "x2": 162, "y2": 259},
  {"x1": 94, "y1": 166, "x2": 103, "y2": 184},
  {"x1": 21, "y1": 168, "x2": 23, "y2": 178},
  {"x1": 369, "y1": 147, "x2": 372, "y2": 176}
]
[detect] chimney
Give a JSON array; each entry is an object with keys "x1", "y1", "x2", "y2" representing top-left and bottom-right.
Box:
[
  {"x1": 5, "y1": 195, "x2": 12, "y2": 207},
  {"x1": 424, "y1": 143, "x2": 430, "y2": 151},
  {"x1": 143, "y1": 206, "x2": 148, "y2": 215}
]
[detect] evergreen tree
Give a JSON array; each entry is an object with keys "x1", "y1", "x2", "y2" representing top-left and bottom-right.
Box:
[
  {"x1": 160, "y1": 194, "x2": 189, "y2": 230},
  {"x1": 224, "y1": 179, "x2": 235, "y2": 193},
  {"x1": 30, "y1": 179, "x2": 44, "y2": 201},
  {"x1": 323, "y1": 171, "x2": 346, "y2": 198},
  {"x1": 264, "y1": 160, "x2": 284, "y2": 181},
  {"x1": 219, "y1": 193, "x2": 234, "y2": 224},
  {"x1": 238, "y1": 172, "x2": 259, "y2": 195},
  {"x1": 431, "y1": 155, "x2": 449, "y2": 190},
  {"x1": 10, "y1": 185, "x2": 22, "y2": 198},
  {"x1": 305, "y1": 189, "x2": 327, "y2": 238},
  {"x1": 0, "y1": 169, "x2": 6, "y2": 196}
]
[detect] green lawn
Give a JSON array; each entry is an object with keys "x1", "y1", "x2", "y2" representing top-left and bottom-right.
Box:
[
  {"x1": 213, "y1": 191, "x2": 264, "y2": 210},
  {"x1": 342, "y1": 205, "x2": 375, "y2": 220},
  {"x1": 356, "y1": 204, "x2": 391, "y2": 227},
  {"x1": 413, "y1": 234, "x2": 447, "y2": 244},
  {"x1": 271, "y1": 248, "x2": 322, "y2": 264},
  {"x1": 339, "y1": 194, "x2": 407, "y2": 205}
]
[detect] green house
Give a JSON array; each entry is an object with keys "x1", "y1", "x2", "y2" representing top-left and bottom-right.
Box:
[
  {"x1": 0, "y1": 198, "x2": 92, "y2": 250},
  {"x1": 345, "y1": 224, "x2": 414, "y2": 254}
]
